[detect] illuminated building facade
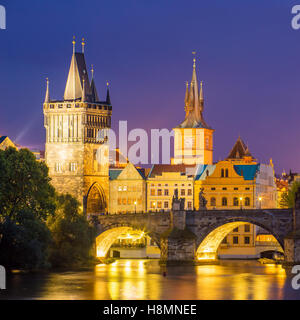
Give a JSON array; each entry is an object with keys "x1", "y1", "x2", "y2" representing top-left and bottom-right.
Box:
[
  {"x1": 146, "y1": 164, "x2": 195, "y2": 211},
  {"x1": 109, "y1": 162, "x2": 146, "y2": 214},
  {"x1": 43, "y1": 39, "x2": 112, "y2": 213}
]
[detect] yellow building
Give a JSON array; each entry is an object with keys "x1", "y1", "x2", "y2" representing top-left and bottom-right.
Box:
[
  {"x1": 147, "y1": 164, "x2": 195, "y2": 211},
  {"x1": 109, "y1": 162, "x2": 146, "y2": 214},
  {"x1": 172, "y1": 58, "x2": 214, "y2": 165},
  {"x1": 194, "y1": 137, "x2": 277, "y2": 258},
  {"x1": 0, "y1": 136, "x2": 16, "y2": 150}
]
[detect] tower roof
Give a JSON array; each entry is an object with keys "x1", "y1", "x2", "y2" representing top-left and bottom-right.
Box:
[
  {"x1": 176, "y1": 58, "x2": 211, "y2": 129},
  {"x1": 226, "y1": 136, "x2": 253, "y2": 160},
  {"x1": 64, "y1": 52, "x2": 92, "y2": 101},
  {"x1": 90, "y1": 65, "x2": 99, "y2": 102}
]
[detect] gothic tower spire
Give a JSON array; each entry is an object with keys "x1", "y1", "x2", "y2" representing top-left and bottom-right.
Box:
[
  {"x1": 44, "y1": 78, "x2": 50, "y2": 103},
  {"x1": 90, "y1": 65, "x2": 99, "y2": 102},
  {"x1": 106, "y1": 82, "x2": 111, "y2": 105},
  {"x1": 64, "y1": 36, "x2": 91, "y2": 101}
]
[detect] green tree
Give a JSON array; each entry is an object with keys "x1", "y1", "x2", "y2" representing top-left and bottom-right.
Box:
[
  {"x1": 0, "y1": 147, "x2": 56, "y2": 270},
  {"x1": 280, "y1": 181, "x2": 300, "y2": 208},
  {"x1": 48, "y1": 194, "x2": 96, "y2": 268},
  {"x1": 0, "y1": 147, "x2": 55, "y2": 220}
]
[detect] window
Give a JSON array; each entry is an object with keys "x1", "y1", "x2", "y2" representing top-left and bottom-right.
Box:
[
  {"x1": 122, "y1": 198, "x2": 127, "y2": 205},
  {"x1": 225, "y1": 169, "x2": 229, "y2": 177},
  {"x1": 70, "y1": 162, "x2": 77, "y2": 172},
  {"x1": 222, "y1": 197, "x2": 228, "y2": 206},
  {"x1": 127, "y1": 198, "x2": 132, "y2": 205},
  {"x1": 245, "y1": 187, "x2": 250, "y2": 190},
  {"x1": 187, "y1": 201, "x2": 192, "y2": 209},
  {"x1": 245, "y1": 197, "x2": 250, "y2": 206},
  {"x1": 233, "y1": 197, "x2": 239, "y2": 206},
  {"x1": 150, "y1": 201, "x2": 155, "y2": 209},
  {"x1": 210, "y1": 197, "x2": 216, "y2": 207},
  {"x1": 233, "y1": 227, "x2": 239, "y2": 232},
  {"x1": 222, "y1": 237, "x2": 227, "y2": 244},
  {"x1": 211, "y1": 187, "x2": 216, "y2": 191},
  {"x1": 222, "y1": 187, "x2": 227, "y2": 190},
  {"x1": 244, "y1": 236, "x2": 250, "y2": 245},
  {"x1": 233, "y1": 236, "x2": 239, "y2": 244},
  {"x1": 118, "y1": 186, "x2": 122, "y2": 192},
  {"x1": 164, "y1": 189, "x2": 169, "y2": 196},
  {"x1": 221, "y1": 169, "x2": 224, "y2": 177},
  {"x1": 123, "y1": 186, "x2": 127, "y2": 191},
  {"x1": 157, "y1": 189, "x2": 162, "y2": 196},
  {"x1": 234, "y1": 187, "x2": 238, "y2": 190},
  {"x1": 244, "y1": 224, "x2": 250, "y2": 232},
  {"x1": 164, "y1": 201, "x2": 169, "y2": 209},
  {"x1": 187, "y1": 189, "x2": 192, "y2": 196},
  {"x1": 55, "y1": 162, "x2": 62, "y2": 172},
  {"x1": 157, "y1": 201, "x2": 162, "y2": 209},
  {"x1": 118, "y1": 198, "x2": 122, "y2": 205},
  {"x1": 181, "y1": 189, "x2": 185, "y2": 196},
  {"x1": 150, "y1": 189, "x2": 155, "y2": 196}
]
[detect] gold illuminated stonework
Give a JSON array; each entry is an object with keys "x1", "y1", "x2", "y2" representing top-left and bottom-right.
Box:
[{"x1": 43, "y1": 42, "x2": 111, "y2": 214}]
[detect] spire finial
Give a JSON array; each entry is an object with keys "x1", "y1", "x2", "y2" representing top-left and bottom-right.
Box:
[
  {"x1": 72, "y1": 36, "x2": 76, "y2": 54},
  {"x1": 44, "y1": 77, "x2": 50, "y2": 103},
  {"x1": 91, "y1": 64, "x2": 94, "y2": 78},
  {"x1": 81, "y1": 77, "x2": 86, "y2": 102},
  {"x1": 192, "y1": 51, "x2": 196, "y2": 68},
  {"x1": 106, "y1": 81, "x2": 111, "y2": 105},
  {"x1": 82, "y1": 37, "x2": 85, "y2": 53}
]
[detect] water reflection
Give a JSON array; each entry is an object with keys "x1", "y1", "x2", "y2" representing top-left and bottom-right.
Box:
[{"x1": 1, "y1": 260, "x2": 300, "y2": 300}]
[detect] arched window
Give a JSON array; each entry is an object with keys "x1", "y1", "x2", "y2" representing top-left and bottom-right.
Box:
[
  {"x1": 245, "y1": 197, "x2": 250, "y2": 206},
  {"x1": 222, "y1": 197, "x2": 228, "y2": 206},
  {"x1": 210, "y1": 197, "x2": 216, "y2": 207},
  {"x1": 225, "y1": 169, "x2": 229, "y2": 177},
  {"x1": 221, "y1": 169, "x2": 224, "y2": 177},
  {"x1": 233, "y1": 197, "x2": 239, "y2": 206}
]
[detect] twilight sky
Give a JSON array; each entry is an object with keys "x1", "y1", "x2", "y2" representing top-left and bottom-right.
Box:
[{"x1": 0, "y1": 0, "x2": 299, "y2": 173}]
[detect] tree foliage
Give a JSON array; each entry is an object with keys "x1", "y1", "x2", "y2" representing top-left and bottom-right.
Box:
[
  {"x1": 0, "y1": 147, "x2": 55, "y2": 220},
  {"x1": 280, "y1": 181, "x2": 300, "y2": 208},
  {"x1": 48, "y1": 194, "x2": 97, "y2": 268}
]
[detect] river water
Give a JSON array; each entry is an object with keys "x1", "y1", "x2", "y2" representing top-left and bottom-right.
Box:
[{"x1": 1, "y1": 259, "x2": 300, "y2": 300}]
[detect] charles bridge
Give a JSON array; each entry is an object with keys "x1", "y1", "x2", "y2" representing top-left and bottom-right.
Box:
[{"x1": 92, "y1": 190, "x2": 300, "y2": 265}]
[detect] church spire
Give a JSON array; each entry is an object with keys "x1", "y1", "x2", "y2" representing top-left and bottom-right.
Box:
[
  {"x1": 44, "y1": 78, "x2": 50, "y2": 103},
  {"x1": 106, "y1": 82, "x2": 111, "y2": 105}
]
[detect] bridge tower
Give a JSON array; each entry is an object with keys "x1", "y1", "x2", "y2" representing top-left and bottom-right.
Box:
[{"x1": 43, "y1": 38, "x2": 112, "y2": 214}]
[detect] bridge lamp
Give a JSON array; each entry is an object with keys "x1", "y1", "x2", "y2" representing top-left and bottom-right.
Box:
[
  {"x1": 134, "y1": 201, "x2": 137, "y2": 213},
  {"x1": 258, "y1": 197, "x2": 262, "y2": 209}
]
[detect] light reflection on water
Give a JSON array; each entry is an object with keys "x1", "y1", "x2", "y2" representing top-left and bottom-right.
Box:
[{"x1": 1, "y1": 260, "x2": 300, "y2": 300}]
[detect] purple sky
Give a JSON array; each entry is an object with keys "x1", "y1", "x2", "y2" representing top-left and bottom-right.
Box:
[{"x1": 0, "y1": 0, "x2": 299, "y2": 173}]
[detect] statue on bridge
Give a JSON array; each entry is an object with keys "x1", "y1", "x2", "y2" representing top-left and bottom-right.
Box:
[
  {"x1": 198, "y1": 188, "x2": 207, "y2": 210},
  {"x1": 172, "y1": 188, "x2": 185, "y2": 211}
]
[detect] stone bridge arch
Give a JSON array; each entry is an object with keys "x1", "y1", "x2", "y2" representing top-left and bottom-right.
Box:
[
  {"x1": 195, "y1": 217, "x2": 285, "y2": 261},
  {"x1": 93, "y1": 215, "x2": 167, "y2": 258}
]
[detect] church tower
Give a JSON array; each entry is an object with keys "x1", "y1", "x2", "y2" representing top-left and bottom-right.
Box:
[
  {"x1": 43, "y1": 38, "x2": 112, "y2": 214},
  {"x1": 172, "y1": 57, "x2": 214, "y2": 165}
]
